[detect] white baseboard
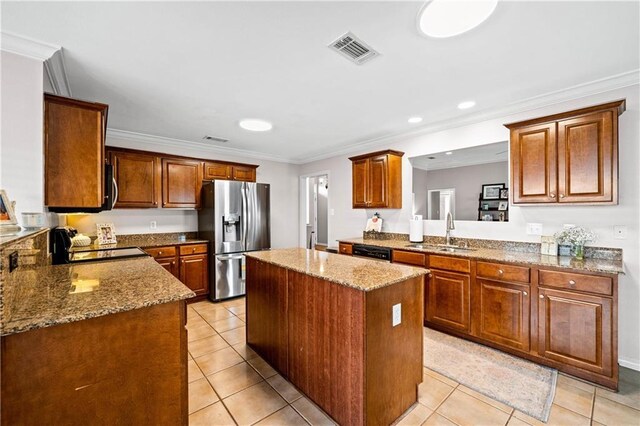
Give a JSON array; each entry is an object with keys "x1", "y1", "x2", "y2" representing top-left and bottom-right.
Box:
[{"x1": 619, "y1": 358, "x2": 640, "y2": 371}]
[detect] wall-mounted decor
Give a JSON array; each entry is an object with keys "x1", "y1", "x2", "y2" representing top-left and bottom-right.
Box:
[
  {"x1": 498, "y1": 201, "x2": 508, "y2": 211},
  {"x1": 500, "y1": 188, "x2": 509, "y2": 199},
  {"x1": 96, "y1": 223, "x2": 117, "y2": 245},
  {"x1": 482, "y1": 183, "x2": 505, "y2": 200}
]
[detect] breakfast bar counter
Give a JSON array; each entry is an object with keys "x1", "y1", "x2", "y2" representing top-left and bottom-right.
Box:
[{"x1": 245, "y1": 248, "x2": 427, "y2": 426}]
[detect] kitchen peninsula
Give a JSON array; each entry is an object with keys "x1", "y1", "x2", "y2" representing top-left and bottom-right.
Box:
[{"x1": 245, "y1": 248, "x2": 427, "y2": 426}]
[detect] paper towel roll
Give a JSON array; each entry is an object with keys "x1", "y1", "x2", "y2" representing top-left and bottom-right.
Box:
[{"x1": 409, "y1": 219, "x2": 423, "y2": 242}]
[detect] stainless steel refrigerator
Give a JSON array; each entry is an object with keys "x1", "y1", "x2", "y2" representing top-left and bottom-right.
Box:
[{"x1": 198, "y1": 181, "x2": 270, "y2": 301}]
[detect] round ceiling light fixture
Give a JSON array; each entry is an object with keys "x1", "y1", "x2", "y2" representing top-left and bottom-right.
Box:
[
  {"x1": 408, "y1": 116, "x2": 423, "y2": 124},
  {"x1": 418, "y1": 0, "x2": 498, "y2": 38},
  {"x1": 239, "y1": 119, "x2": 273, "y2": 132},
  {"x1": 457, "y1": 100, "x2": 476, "y2": 110}
]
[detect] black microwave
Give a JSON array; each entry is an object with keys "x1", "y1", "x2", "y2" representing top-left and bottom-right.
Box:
[{"x1": 48, "y1": 164, "x2": 115, "y2": 213}]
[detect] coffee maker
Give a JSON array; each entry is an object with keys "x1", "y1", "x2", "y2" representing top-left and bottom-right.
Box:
[{"x1": 50, "y1": 227, "x2": 77, "y2": 265}]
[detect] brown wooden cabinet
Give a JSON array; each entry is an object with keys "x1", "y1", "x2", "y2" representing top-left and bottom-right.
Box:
[
  {"x1": 232, "y1": 164, "x2": 257, "y2": 182},
  {"x1": 349, "y1": 150, "x2": 403, "y2": 209},
  {"x1": 425, "y1": 269, "x2": 471, "y2": 333},
  {"x1": 44, "y1": 94, "x2": 108, "y2": 209},
  {"x1": 203, "y1": 161, "x2": 258, "y2": 182},
  {"x1": 203, "y1": 162, "x2": 232, "y2": 180},
  {"x1": 109, "y1": 149, "x2": 160, "y2": 208},
  {"x1": 180, "y1": 253, "x2": 209, "y2": 297},
  {"x1": 506, "y1": 100, "x2": 624, "y2": 205},
  {"x1": 339, "y1": 242, "x2": 353, "y2": 255},
  {"x1": 162, "y1": 158, "x2": 203, "y2": 208}
]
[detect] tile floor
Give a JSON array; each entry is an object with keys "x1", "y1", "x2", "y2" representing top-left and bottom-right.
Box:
[{"x1": 187, "y1": 298, "x2": 640, "y2": 425}]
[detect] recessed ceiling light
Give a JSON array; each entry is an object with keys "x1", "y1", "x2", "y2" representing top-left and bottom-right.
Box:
[
  {"x1": 408, "y1": 116, "x2": 423, "y2": 124},
  {"x1": 418, "y1": 0, "x2": 498, "y2": 38},
  {"x1": 445, "y1": 151, "x2": 453, "y2": 155},
  {"x1": 239, "y1": 119, "x2": 272, "y2": 132},
  {"x1": 457, "y1": 101, "x2": 476, "y2": 110}
]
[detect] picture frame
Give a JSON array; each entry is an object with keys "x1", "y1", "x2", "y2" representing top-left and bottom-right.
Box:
[
  {"x1": 96, "y1": 223, "x2": 117, "y2": 245},
  {"x1": 0, "y1": 190, "x2": 18, "y2": 225},
  {"x1": 482, "y1": 183, "x2": 505, "y2": 200},
  {"x1": 500, "y1": 188, "x2": 509, "y2": 200},
  {"x1": 498, "y1": 201, "x2": 508, "y2": 211}
]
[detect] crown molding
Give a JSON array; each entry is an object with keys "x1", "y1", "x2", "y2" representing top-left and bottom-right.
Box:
[
  {"x1": 295, "y1": 69, "x2": 640, "y2": 164},
  {"x1": 106, "y1": 129, "x2": 293, "y2": 164},
  {"x1": 44, "y1": 50, "x2": 72, "y2": 97},
  {"x1": 0, "y1": 31, "x2": 60, "y2": 61}
]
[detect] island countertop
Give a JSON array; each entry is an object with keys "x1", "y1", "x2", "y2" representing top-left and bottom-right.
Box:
[
  {"x1": 245, "y1": 247, "x2": 427, "y2": 291},
  {"x1": 1, "y1": 257, "x2": 194, "y2": 336},
  {"x1": 339, "y1": 238, "x2": 624, "y2": 275}
]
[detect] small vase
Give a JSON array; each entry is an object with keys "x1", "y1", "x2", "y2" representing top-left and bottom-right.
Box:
[{"x1": 572, "y1": 244, "x2": 585, "y2": 260}]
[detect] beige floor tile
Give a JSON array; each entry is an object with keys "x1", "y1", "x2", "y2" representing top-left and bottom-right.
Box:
[
  {"x1": 592, "y1": 422, "x2": 606, "y2": 426},
  {"x1": 232, "y1": 343, "x2": 259, "y2": 360},
  {"x1": 189, "y1": 401, "x2": 235, "y2": 426},
  {"x1": 248, "y1": 356, "x2": 278, "y2": 379},
  {"x1": 186, "y1": 316, "x2": 209, "y2": 329},
  {"x1": 187, "y1": 307, "x2": 201, "y2": 320},
  {"x1": 207, "y1": 362, "x2": 263, "y2": 398},
  {"x1": 267, "y1": 374, "x2": 303, "y2": 402},
  {"x1": 557, "y1": 374, "x2": 596, "y2": 394},
  {"x1": 423, "y1": 367, "x2": 459, "y2": 388},
  {"x1": 237, "y1": 314, "x2": 246, "y2": 322},
  {"x1": 421, "y1": 413, "x2": 457, "y2": 426},
  {"x1": 552, "y1": 379, "x2": 594, "y2": 417},
  {"x1": 396, "y1": 403, "x2": 432, "y2": 425},
  {"x1": 224, "y1": 381, "x2": 287, "y2": 425},
  {"x1": 195, "y1": 347, "x2": 244, "y2": 376},
  {"x1": 291, "y1": 397, "x2": 336, "y2": 425},
  {"x1": 228, "y1": 305, "x2": 246, "y2": 316},
  {"x1": 437, "y1": 389, "x2": 511, "y2": 426},
  {"x1": 457, "y1": 385, "x2": 513, "y2": 414},
  {"x1": 596, "y1": 368, "x2": 640, "y2": 411},
  {"x1": 221, "y1": 298, "x2": 245, "y2": 309},
  {"x1": 189, "y1": 377, "x2": 220, "y2": 414},
  {"x1": 255, "y1": 406, "x2": 309, "y2": 426},
  {"x1": 506, "y1": 416, "x2": 531, "y2": 426},
  {"x1": 199, "y1": 308, "x2": 235, "y2": 323},
  {"x1": 220, "y1": 326, "x2": 247, "y2": 346},
  {"x1": 189, "y1": 334, "x2": 230, "y2": 358},
  {"x1": 418, "y1": 375, "x2": 455, "y2": 410},
  {"x1": 592, "y1": 395, "x2": 640, "y2": 425},
  {"x1": 188, "y1": 322, "x2": 217, "y2": 342},
  {"x1": 212, "y1": 316, "x2": 245, "y2": 333},
  {"x1": 189, "y1": 359, "x2": 205, "y2": 383},
  {"x1": 514, "y1": 404, "x2": 590, "y2": 426}
]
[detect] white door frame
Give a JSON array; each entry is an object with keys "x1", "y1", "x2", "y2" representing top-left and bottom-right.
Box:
[{"x1": 299, "y1": 170, "x2": 331, "y2": 248}]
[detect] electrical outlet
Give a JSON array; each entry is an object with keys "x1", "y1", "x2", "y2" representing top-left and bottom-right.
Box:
[
  {"x1": 526, "y1": 223, "x2": 543, "y2": 235},
  {"x1": 614, "y1": 226, "x2": 627, "y2": 239},
  {"x1": 150, "y1": 221, "x2": 157, "y2": 230},
  {"x1": 392, "y1": 303, "x2": 401, "y2": 327}
]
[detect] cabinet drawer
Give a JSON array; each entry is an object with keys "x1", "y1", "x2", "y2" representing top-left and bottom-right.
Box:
[
  {"x1": 477, "y1": 262, "x2": 530, "y2": 283},
  {"x1": 338, "y1": 243, "x2": 353, "y2": 255},
  {"x1": 145, "y1": 246, "x2": 177, "y2": 259},
  {"x1": 392, "y1": 250, "x2": 426, "y2": 267},
  {"x1": 539, "y1": 270, "x2": 612, "y2": 296},
  {"x1": 179, "y1": 244, "x2": 208, "y2": 256},
  {"x1": 428, "y1": 255, "x2": 470, "y2": 273}
]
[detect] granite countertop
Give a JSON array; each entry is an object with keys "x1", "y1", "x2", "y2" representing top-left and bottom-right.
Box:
[
  {"x1": 1, "y1": 257, "x2": 195, "y2": 336},
  {"x1": 0, "y1": 228, "x2": 48, "y2": 249},
  {"x1": 70, "y1": 237, "x2": 209, "y2": 252},
  {"x1": 339, "y1": 238, "x2": 624, "y2": 275},
  {"x1": 245, "y1": 248, "x2": 427, "y2": 291}
]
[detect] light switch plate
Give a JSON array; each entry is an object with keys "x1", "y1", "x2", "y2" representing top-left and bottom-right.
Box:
[
  {"x1": 526, "y1": 223, "x2": 543, "y2": 235},
  {"x1": 392, "y1": 303, "x2": 401, "y2": 327},
  {"x1": 614, "y1": 226, "x2": 627, "y2": 239},
  {"x1": 150, "y1": 221, "x2": 157, "y2": 230}
]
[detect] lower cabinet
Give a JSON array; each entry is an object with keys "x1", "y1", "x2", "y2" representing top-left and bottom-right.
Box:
[
  {"x1": 426, "y1": 269, "x2": 471, "y2": 333},
  {"x1": 157, "y1": 256, "x2": 179, "y2": 278},
  {"x1": 145, "y1": 244, "x2": 209, "y2": 298}
]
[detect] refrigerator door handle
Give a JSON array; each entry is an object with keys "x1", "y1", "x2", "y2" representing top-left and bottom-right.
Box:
[
  {"x1": 217, "y1": 254, "x2": 244, "y2": 261},
  {"x1": 241, "y1": 182, "x2": 248, "y2": 249}
]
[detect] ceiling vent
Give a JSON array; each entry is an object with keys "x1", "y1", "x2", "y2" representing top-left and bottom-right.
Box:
[
  {"x1": 328, "y1": 32, "x2": 379, "y2": 65},
  {"x1": 203, "y1": 135, "x2": 229, "y2": 143}
]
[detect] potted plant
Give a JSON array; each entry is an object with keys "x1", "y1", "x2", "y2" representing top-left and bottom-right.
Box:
[{"x1": 554, "y1": 226, "x2": 596, "y2": 260}]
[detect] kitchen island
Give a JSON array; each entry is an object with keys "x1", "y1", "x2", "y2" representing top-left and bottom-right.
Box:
[
  {"x1": 245, "y1": 248, "x2": 427, "y2": 426},
  {"x1": 0, "y1": 256, "x2": 194, "y2": 425}
]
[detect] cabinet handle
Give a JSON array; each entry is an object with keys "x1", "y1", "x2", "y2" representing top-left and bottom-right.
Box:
[
  {"x1": 539, "y1": 295, "x2": 544, "y2": 299},
  {"x1": 171, "y1": 261, "x2": 175, "y2": 265},
  {"x1": 192, "y1": 248, "x2": 196, "y2": 252},
  {"x1": 569, "y1": 279, "x2": 576, "y2": 286},
  {"x1": 523, "y1": 291, "x2": 528, "y2": 296},
  {"x1": 498, "y1": 269, "x2": 504, "y2": 275},
  {"x1": 550, "y1": 193, "x2": 556, "y2": 198},
  {"x1": 427, "y1": 273, "x2": 433, "y2": 278},
  {"x1": 560, "y1": 194, "x2": 565, "y2": 198},
  {"x1": 158, "y1": 251, "x2": 163, "y2": 255}
]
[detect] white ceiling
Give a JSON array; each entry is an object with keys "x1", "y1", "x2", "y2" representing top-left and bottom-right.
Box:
[
  {"x1": 411, "y1": 140, "x2": 508, "y2": 171},
  {"x1": 2, "y1": 1, "x2": 639, "y2": 163}
]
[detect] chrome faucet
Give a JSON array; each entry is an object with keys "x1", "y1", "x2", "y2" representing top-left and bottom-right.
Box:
[{"x1": 445, "y1": 212, "x2": 455, "y2": 246}]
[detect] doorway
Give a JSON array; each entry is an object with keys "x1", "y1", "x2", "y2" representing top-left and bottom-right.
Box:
[
  {"x1": 300, "y1": 173, "x2": 329, "y2": 250},
  {"x1": 427, "y1": 188, "x2": 456, "y2": 220}
]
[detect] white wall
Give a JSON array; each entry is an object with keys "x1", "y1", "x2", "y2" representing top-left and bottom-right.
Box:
[
  {"x1": 0, "y1": 51, "x2": 44, "y2": 220},
  {"x1": 67, "y1": 135, "x2": 300, "y2": 249},
  {"x1": 298, "y1": 85, "x2": 640, "y2": 370}
]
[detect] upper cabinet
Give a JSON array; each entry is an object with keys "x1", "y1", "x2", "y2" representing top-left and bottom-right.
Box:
[
  {"x1": 109, "y1": 149, "x2": 160, "y2": 208},
  {"x1": 506, "y1": 100, "x2": 625, "y2": 205},
  {"x1": 203, "y1": 161, "x2": 257, "y2": 182},
  {"x1": 349, "y1": 150, "x2": 403, "y2": 209},
  {"x1": 162, "y1": 158, "x2": 203, "y2": 209},
  {"x1": 44, "y1": 94, "x2": 108, "y2": 210}
]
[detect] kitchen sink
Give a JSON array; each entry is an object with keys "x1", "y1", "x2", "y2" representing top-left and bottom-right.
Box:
[
  {"x1": 405, "y1": 243, "x2": 475, "y2": 253},
  {"x1": 438, "y1": 246, "x2": 475, "y2": 253}
]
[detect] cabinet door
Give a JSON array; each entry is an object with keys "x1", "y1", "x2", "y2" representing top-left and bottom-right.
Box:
[
  {"x1": 203, "y1": 162, "x2": 231, "y2": 180},
  {"x1": 510, "y1": 122, "x2": 557, "y2": 203},
  {"x1": 352, "y1": 159, "x2": 369, "y2": 208},
  {"x1": 162, "y1": 158, "x2": 203, "y2": 208},
  {"x1": 110, "y1": 150, "x2": 159, "y2": 208},
  {"x1": 476, "y1": 279, "x2": 530, "y2": 352},
  {"x1": 179, "y1": 254, "x2": 209, "y2": 296},
  {"x1": 232, "y1": 165, "x2": 256, "y2": 182},
  {"x1": 426, "y1": 270, "x2": 471, "y2": 333},
  {"x1": 557, "y1": 111, "x2": 616, "y2": 203},
  {"x1": 538, "y1": 288, "x2": 612, "y2": 376},
  {"x1": 367, "y1": 155, "x2": 388, "y2": 208},
  {"x1": 157, "y1": 256, "x2": 179, "y2": 278},
  {"x1": 44, "y1": 94, "x2": 107, "y2": 208}
]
